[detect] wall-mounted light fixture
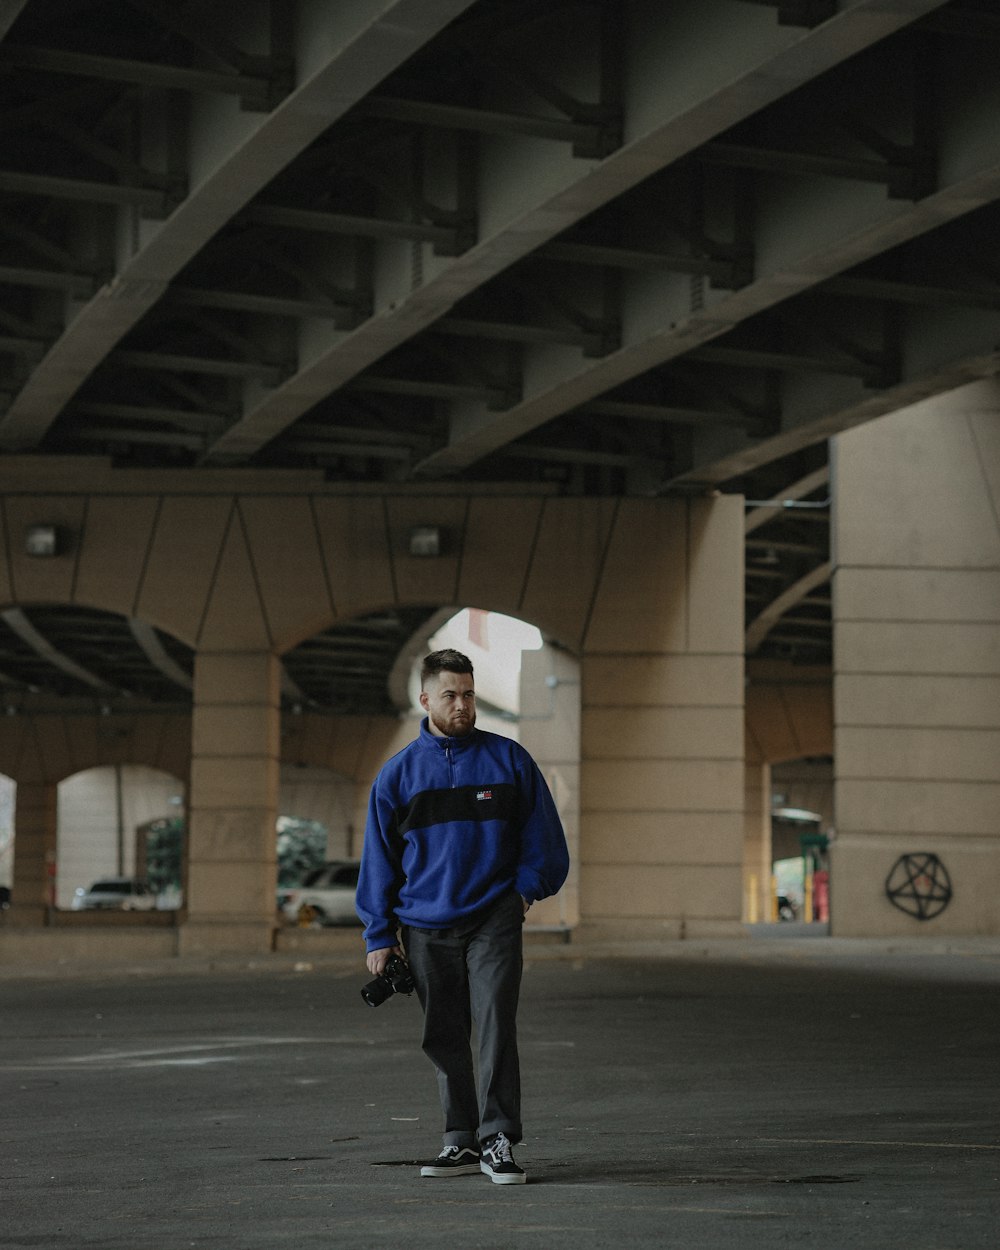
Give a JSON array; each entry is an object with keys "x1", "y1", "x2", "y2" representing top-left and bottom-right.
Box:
[
  {"x1": 409, "y1": 525, "x2": 442, "y2": 557},
  {"x1": 24, "y1": 524, "x2": 61, "y2": 558}
]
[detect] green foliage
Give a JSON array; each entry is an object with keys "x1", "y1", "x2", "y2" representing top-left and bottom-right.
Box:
[
  {"x1": 141, "y1": 815, "x2": 328, "y2": 894},
  {"x1": 276, "y1": 817, "x2": 327, "y2": 886},
  {"x1": 144, "y1": 817, "x2": 183, "y2": 893}
]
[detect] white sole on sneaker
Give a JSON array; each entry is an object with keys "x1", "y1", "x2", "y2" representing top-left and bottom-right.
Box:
[
  {"x1": 417, "y1": 1155, "x2": 480, "y2": 1175},
  {"x1": 420, "y1": 1164, "x2": 481, "y2": 1178},
  {"x1": 481, "y1": 1163, "x2": 527, "y2": 1184}
]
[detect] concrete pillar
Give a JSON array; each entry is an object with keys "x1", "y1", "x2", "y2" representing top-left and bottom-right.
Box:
[
  {"x1": 579, "y1": 496, "x2": 745, "y2": 940},
  {"x1": 349, "y1": 718, "x2": 415, "y2": 858},
  {"x1": 832, "y1": 382, "x2": 1000, "y2": 936},
  {"x1": 8, "y1": 781, "x2": 57, "y2": 925},
  {"x1": 519, "y1": 645, "x2": 580, "y2": 931},
  {"x1": 180, "y1": 652, "x2": 281, "y2": 955}
]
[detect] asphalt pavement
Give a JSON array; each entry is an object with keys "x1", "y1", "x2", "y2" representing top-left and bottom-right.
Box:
[{"x1": 2, "y1": 937, "x2": 999, "y2": 1249}]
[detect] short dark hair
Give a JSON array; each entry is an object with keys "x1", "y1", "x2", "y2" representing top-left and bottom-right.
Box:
[{"x1": 421, "y1": 648, "x2": 474, "y2": 688}]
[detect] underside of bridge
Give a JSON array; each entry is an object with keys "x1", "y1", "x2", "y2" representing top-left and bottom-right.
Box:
[{"x1": 3, "y1": 0, "x2": 997, "y2": 696}]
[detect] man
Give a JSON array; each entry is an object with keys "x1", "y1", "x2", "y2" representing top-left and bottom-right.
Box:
[{"x1": 356, "y1": 647, "x2": 569, "y2": 1185}]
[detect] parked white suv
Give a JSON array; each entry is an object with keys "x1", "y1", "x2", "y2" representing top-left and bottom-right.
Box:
[
  {"x1": 71, "y1": 877, "x2": 158, "y2": 911},
  {"x1": 279, "y1": 861, "x2": 361, "y2": 927}
]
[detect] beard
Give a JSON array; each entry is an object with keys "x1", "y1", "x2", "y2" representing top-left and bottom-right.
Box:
[{"x1": 429, "y1": 707, "x2": 476, "y2": 738}]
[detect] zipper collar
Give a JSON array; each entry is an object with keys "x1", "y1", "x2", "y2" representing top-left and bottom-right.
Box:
[{"x1": 419, "y1": 717, "x2": 478, "y2": 751}]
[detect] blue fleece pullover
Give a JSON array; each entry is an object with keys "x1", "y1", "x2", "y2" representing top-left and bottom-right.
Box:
[{"x1": 356, "y1": 718, "x2": 569, "y2": 952}]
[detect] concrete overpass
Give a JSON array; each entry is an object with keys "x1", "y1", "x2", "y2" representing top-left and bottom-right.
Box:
[{"x1": 0, "y1": 0, "x2": 997, "y2": 957}]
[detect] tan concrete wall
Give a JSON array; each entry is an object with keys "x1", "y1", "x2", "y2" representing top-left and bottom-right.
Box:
[
  {"x1": 2, "y1": 466, "x2": 747, "y2": 947},
  {"x1": 832, "y1": 381, "x2": 1000, "y2": 936},
  {"x1": 0, "y1": 471, "x2": 631, "y2": 655},
  {"x1": 0, "y1": 927, "x2": 178, "y2": 966}
]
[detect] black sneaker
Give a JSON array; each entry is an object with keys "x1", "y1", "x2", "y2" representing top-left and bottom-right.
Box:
[
  {"x1": 480, "y1": 1131, "x2": 526, "y2": 1184},
  {"x1": 419, "y1": 1145, "x2": 481, "y2": 1178}
]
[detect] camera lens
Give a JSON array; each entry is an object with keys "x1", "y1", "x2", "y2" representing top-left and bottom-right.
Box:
[
  {"x1": 360, "y1": 955, "x2": 413, "y2": 1007},
  {"x1": 361, "y1": 975, "x2": 392, "y2": 1007}
]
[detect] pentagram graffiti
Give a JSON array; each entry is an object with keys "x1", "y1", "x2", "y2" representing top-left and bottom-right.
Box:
[{"x1": 885, "y1": 853, "x2": 953, "y2": 920}]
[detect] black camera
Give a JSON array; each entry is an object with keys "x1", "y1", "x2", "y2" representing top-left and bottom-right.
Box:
[{"x1": 361, "y1": 953, "x2": 415, "y2": 1007}]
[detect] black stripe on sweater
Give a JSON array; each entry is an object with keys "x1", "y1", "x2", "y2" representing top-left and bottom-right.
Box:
[{"x1": 393, "y1": 784, "x2": 519, "y2": 837}]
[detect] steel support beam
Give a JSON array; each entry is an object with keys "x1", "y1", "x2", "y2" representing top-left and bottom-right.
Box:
[
  {"x1": 0, "y1": 43, "x2": 275, "y2": 107},
  {"x1": 112, "y1": 351, "x2": 283, "y2": 385},
  {"x1": 745, "y1": 561, "x2": 833, "y2": 653},
  {"x1": 745, "y1": 467, "x2": 830, "y2": 534},
  {"x1": 414, "y1": 24, "x2": 999, "y2": 480},
  {"x1": 203, "y1": 0, "x2": 942, "y2": 464},
  {"x1": 0, "y1": 2, "x2": 29, "y2": 38},
  {"x1": 128, "y1": 620, "x2": 193, "y2": 693},
  {"x1": 0, "y1": 608, "x2": 114, "y2": 692},
  {"x1": 0, "y1": 0, "x2": 478, "y2": 450},
  {"x1": 243, "y1": 204, "x2": 457, "y2": 249}
]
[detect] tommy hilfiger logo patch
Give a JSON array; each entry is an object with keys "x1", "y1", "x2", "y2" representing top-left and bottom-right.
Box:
[{"x1": 476, "y1": 790, "x2": 493, "y2": 801}]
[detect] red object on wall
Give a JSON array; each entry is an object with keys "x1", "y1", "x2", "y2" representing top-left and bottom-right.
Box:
[{"x1": 813, "y1": 869, "x2": 830, "y2": 922}]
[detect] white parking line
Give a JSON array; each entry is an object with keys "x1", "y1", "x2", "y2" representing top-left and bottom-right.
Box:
[
  {"x1": 2, "y1": 1035, "x2": 372, "y2": 1071},
  {"x1": 755, "y1": 1135, "x2": 1000, "y2": 1152}
]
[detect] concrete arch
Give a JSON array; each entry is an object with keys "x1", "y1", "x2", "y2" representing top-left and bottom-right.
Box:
[
  {"x1": 4, "y1": 480, "x2": 748, "y2": 950},
  {"x1": 1, "y1": 491, "x2": 618, "y2": 657},
  {"x1": 0, "y1": 708, "x2": 191, "y2": 789},
  {"x1": 1, "y1": 493, "x2": 206, "y2": 648},
  {"x1": 2, "y1": 489, "x2": 710, "y2": 668},
  {"x1": 56, "y1": 764, "x2": 186, "y2": 909},
  {"x1": 385, "y1": 606, "x2": 464, "y2": 712},
  {"x1": 745, "y1": 661, "x2": 833, "y2": 770},
  {"x1": 260, "y1": 493, "x2": 621, "y2": 657},
  {"x1": 0, "y1": 599, "x2": 192, "y2": 787},
  {"x1": 279, "y1": 600, "x2": 581, "y2": 895},
  {"x1": 389, "y1": 605, "x2": 555, "y2": 720}
]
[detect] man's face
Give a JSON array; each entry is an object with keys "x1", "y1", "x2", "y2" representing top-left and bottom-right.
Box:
[{"x1": 420, "y1": 670, "x2": 476, "y2": 738}]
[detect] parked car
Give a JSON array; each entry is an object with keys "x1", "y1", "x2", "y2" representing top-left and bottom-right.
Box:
[
  {"x1": 279, "y1": 860, "x2": 361, "y2": 927},
  {"x1": 71, "y1": 877, "x2": 157, "y2": 912},
  {"x1": 776, "y1": 893, "x2": 799, "y2": 921}
]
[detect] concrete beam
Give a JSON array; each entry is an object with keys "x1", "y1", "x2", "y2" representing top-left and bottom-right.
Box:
[
  {"x1": 203, "y1": 0, "x2": 943, "y2": 463},
  {"x1": 0, "y1": 0, "x2": 477, "y2": 450},
  {"x1": 416, "y1": 26, "x2": 1000, "y2": 479}
]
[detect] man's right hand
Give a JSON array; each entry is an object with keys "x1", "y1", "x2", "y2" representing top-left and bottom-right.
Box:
[{"x1": 366, "y1": 945, "x2": 403, "y2": 976}]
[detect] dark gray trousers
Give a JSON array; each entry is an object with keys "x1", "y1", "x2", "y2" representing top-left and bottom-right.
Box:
[{"x1": 402, "y1": 890, "x2": 523, "y2": 1149}]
